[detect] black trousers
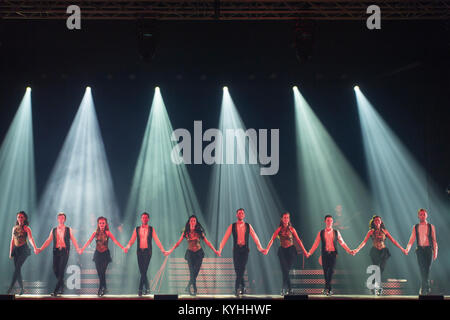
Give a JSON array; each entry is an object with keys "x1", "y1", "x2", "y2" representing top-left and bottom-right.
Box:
[
  {"x1": 53, "y1": 248, "x2": 69, "y2": 292},
  {"x1": 185, "y1": 249, "x2": 204, "y2": 287},
  {"x1": 416, "y1": 246, "x2": 433, "y2": 291},
  {"x1": 10, "y1": 245, "x2": 31, "y2": 289},
  {"x1": 322, "y1": 251, "x2": 337, "y2": 290},
  {"x1": 370, "y1": 247, "x2": 391, "y2": 275},
  {"x1": 233, "y1": 246, "x2": 249, "y2": 291},
  {"x1": 278, "y1": 246, "x2": 297, "y2": 290},
  {"x1": 137, "y1": 248, "x2": 152, "y2": 291},
  {"x1": 94, "y1": 250, "x2": 112, "y2": 289}
]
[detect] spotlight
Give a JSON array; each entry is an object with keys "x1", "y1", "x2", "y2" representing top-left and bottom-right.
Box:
[
  {"x1": 293, "y1": 19, "x2": 315, "y2": 64},
  {"x1": 223, "y1": 86, "x2": 228, "y2": 91},
  {"x1": 293, "y1": 86, "x2": 298, "y2": 91},
  {"x1": 86, "y1": 86, "x2": 91, "y2": 91},
  {"x1": 353, "y1": 85, "x2": 360, "y2": 91},
  {"x1": 155, "y1": 86, "x2": 160, "y2": 91},
  {"x1": 137, "y1": 19, "x2": 158, "y2": 63},
  {"x1": 26, "y1": 87, "x2": 31, "y2": 92}
]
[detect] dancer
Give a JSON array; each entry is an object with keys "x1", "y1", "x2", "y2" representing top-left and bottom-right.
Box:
[
  {"x1": 38, "y1": 212, "x2": 81, "y2": 296},
  {"x1": 124, "y1": 212, "x2": 167, "y2": 296},
  {"x1": 265, "y1": 212, "x2": 308, "y2": 296},
  {"x1": 307, "y1": 215, "x2": 355, "y2": 296},
  {"x1": 166, "y1": 215, "x2": 219, "y2": 296},
  {"x1": 405, "y1": 208, "x2": 438, "y2": 295},
  {"x1": 79, "y1": 216, "x2": 126, "y2": 296},
  {"x1": 7, "y1": 211, "x2": 38, "y2": 295},
  {"x1": 354, "y1": 215, "x2": 407, "y2": 295},
  {"x1": 218, "y1": 208, "x2": 267, "y2": 296}
]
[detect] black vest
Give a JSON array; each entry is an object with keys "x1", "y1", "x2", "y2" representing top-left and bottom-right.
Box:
[
  {"x1": 320, "y1": 229, "x2": 338, "y2": 254},
  {"x1": 52, "y1": 226, "x2": 71, "y2": 251},
  {"x1": 415, "y1": 223, "x2": 434, "y2": 247},
  {"x1": 136, "y1": 226, "x2": 153, "y2": 251},
  {"x1": 232, "y1": 222, "x2": 250, "y2": 249}
]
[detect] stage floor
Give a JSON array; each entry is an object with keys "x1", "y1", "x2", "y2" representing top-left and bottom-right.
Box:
[{"x1": 12, "y1": 294, "x2": 450, "y2": 300}]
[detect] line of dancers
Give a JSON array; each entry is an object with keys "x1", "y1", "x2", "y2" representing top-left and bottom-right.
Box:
[{"x1": 8, "y1": 208, "x2": 438, "y2": 297}]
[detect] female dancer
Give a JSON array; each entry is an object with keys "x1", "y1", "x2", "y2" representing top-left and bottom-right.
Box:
[
  {"x1": 265, "y1": 212, "x2": 308, "y2": 295},
  {"x1": 79, "y1": 216, "x2": 126, "y2": 296},
  {"x1": 354, "y1": 215, "x2": 407, "y2": 295},
  {"x1": 166, "y1": 215, "x2": 219, "y2": 296},
  {"x1": 8, "y1": 211, "x2": 38, "y2": 295}
]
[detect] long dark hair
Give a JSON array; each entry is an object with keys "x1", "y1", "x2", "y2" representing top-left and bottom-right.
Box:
[
  {"x1": 369, "y1": 215, "x2": 385, "y2": 231},
  {"x1": 96, "y1": 216, "x2": 110, "y2": 235},
  {"x1": 279, "y1": 212, "x2": 292, "y2": 229},
  {"x1": 16, "y1": 211, "x2": 29, "y2": 226},
  {"x1": 183, "y1": 215, "x2": 205, "y2": 239}
]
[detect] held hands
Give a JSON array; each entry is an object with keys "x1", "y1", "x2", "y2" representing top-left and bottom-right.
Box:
[
  {"x1": 401, "y1": 248, "x2": 408, "y2": 255},
  {"x1": 124, "y1": 246, "x2": 129, "y2": 254},
  {"x1": 305, "y1": 252, "x2": 311, "y2": 258},
  {"x1": 77, "y1": 248, "x2": 83, "y2": 255}
]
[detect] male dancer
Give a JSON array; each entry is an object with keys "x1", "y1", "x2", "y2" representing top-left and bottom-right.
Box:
[
  {"x1": 307, "y1": 215, "x2": 355, "y2": 296},
  {"x1": 124, "y1": 212, "x2": 167, "y2": 296},
  {"x1": 38, "y1": 212, "x2": 81, "y2": 296},
  {"x1": 405, "y1": 208, "x2": 438, "y2": 295},
  {"x1": 218, "y1": 208, "x2": 267, "y2": 296}
]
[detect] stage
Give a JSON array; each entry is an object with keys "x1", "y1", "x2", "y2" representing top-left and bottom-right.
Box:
[{"x1": 10, "y1": 293, "x2": 449, "y2": 300}]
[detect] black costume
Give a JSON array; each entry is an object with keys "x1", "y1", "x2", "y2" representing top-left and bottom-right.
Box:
[
  {"x1": 52, "y1": 226, "x2": 71, "y2": 294},
  {"x1": 8, "y1": 226, "x2": 31, "y2": 293},
  {"x1": 232, "y1": 222, "x2": 250, "y2": 293},
  {"x1": 320, "y1": 229, "x2": 338, "y2": 292},
  {"x1": 136, "y1": 226, "x2": 153, "y2": 294},
  {"x1": 93, "y1": 230, "x2": 112, "y2": 293}
]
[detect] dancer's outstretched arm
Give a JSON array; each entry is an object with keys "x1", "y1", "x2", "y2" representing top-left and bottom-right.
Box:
[
  {"x1": 431, "y1": 225, "x2": 438, "y2": 260},
  {"x1": 307, "y1": 231, "x2": 321, "y2": 258},
  {"x1": 265, "y1": 227, "x2": 281, "y2": 253},
  {"x1": 249, "y1": 225, "x2": 265, "y2": 253},
  {"x1": 69, "y1": 228, "x2": 81, "y2": 253},
  {"x1": 202, "y1": 235, "x2": 219, "y2": 255},
  {"x1": 218, "y1": 224, "x2": 232, "y2": 256},
  {"x1": 9, "y1": 228, "x2": 15, "y2": 259},
  {"x1": 80, "y1": 231, "x2": 96, "y2": 254},
  {"x1": 23, "y1": 226, "x2": 38, "y2": 254},
  {"x1": 337, "y1": 231, "x2": 354, "y2": 255},
  {"x1": 384, "y1": 229, "x2": 407, "y2": 254},
  {"x1": 291, "y1": 227, "x2": 308, "y2": 256},
  {"x1": 106, "y1": 230, "x2": 126, "y2": 252},
  {"x1": 354, "y1": 230, "x2": 373, "y2": 254},
  {"x1": 167, "y1": 233, "x2": 184, "y2": 255},
  {"x1": 124, "y1": 229, "x2": 137, "y2": 253},
  {"x1": 38, "y1": 230, "x2": 54, "y2": 253},
  {"x1": 152, "y1": 228, "x2": 166, "y2": 254},
  {"x1": 405, "y1": 226, "x2": 416, "y2": 254}
]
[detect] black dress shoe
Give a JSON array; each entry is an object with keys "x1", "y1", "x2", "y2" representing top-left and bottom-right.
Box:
[
  {"x1": 138, "y1": 290, "x2": 143, "y2": 296},
  {"x1": 19, "y1": 288, "x2": 24, "y2": 295}
]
